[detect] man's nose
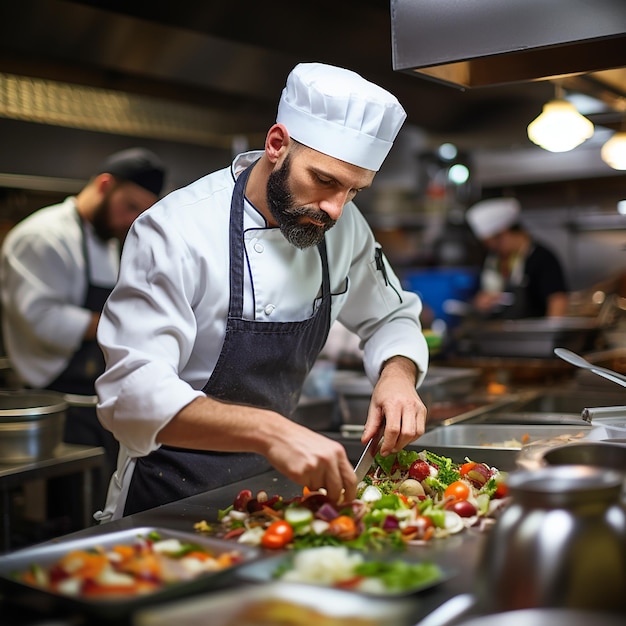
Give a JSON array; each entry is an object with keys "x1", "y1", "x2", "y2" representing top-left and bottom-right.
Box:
[{"x1": 318, "y1": 191, "x2": 348, "y2": 221}]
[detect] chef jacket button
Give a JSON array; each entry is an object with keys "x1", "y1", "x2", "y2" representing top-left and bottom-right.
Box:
[
  {"x1": 264, "y1": 304, "x2": 275, "y2": 316},
  {"x1": 254, "y1": 242, "x2": 264, "y2": 253}
]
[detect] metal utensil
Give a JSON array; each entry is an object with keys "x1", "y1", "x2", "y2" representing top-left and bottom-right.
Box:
[
  {"x1": 554, "y1": 347, "x2": 626, "y2": 389},
  {"x1": 353, "y1": 424, "x2": 384, "y2": 483}
]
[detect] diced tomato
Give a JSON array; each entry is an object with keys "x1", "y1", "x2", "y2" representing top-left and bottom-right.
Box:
[
  {"x1": 334, "y1": 576, "x2": 366, "y2": 589},
  {"x1": 327, "y1": 515, "x2": 358, "y2": 540},
  {"x1": 494, "y1": 482, "x2": 509, "y2": 499},
  {"x1": 459, "y1": 462, "x2": 477, "y2": 476},
  {"x1": 443, "y1": 481, "x2": 471, "y2": 501},
  {"x1": 261, "y1": 520, "x2": 294, "y2": 549}
]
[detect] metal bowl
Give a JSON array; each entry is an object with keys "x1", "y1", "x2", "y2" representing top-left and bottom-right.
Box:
[
  {"x1": 0, "y1": 390, "x2": 68, "y2": 464},
  {"x1": 542, "y1": 440, "x2": 626, "y2": 472}
]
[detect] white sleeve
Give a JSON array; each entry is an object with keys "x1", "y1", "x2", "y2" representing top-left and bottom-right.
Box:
[
  {"x1": 96, "y1": 213, "x2": 204, "y2": 456},
  {"x1": 2, "y1": 229, "x2": 91, "y2": 353},
  {"x1": 331, "y1": 206, "x2": 429, "y2": 386}
]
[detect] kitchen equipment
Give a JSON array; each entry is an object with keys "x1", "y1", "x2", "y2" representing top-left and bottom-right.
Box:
[
  {"x1": 412, "y1": 424, "x2": 592, "y2": 470},
  {"x1": 353, "y1": 425, "x2": 384, "y2": 483},
  {"x1": 334, "y1": 366, "x2": 481, "y2": 426},
  {"x1": 460, "y1": 317, "x2": 599, "y2": 359},
  {"x1": 554, "y1": 347, "x2": 626, "y2": 388},
  {"x1": 0, "y1": 390, "x2": 67, "y2": 463},
  {"x1": 542, "y1": 441, "x2": 626, "y2": 477},
  {"x1": 581, "y1": 411, "x2": 626, "y2": 439},
  {"x1": 474, "y1": 465, "x2": 626, "y2": 613}
]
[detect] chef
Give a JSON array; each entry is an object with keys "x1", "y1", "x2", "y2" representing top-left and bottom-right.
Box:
[
  {"x1": 95, "y1": 62, "x2": 429, "y2": 521},
  {"x1": 466, "y1": 197, "x2": 569, "y2": 319},
  {"x1": 1, "y1": 147, "x2": 166, "y2": 529}
]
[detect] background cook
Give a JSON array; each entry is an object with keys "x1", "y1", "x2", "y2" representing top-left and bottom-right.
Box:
[
  {"x1": 466, "y1": 197, "x2": 569, "y2": 319},
  {"x1": 0, "y1": 148, "x2": 166, "y2": 529},
  {"x1": 95, "y1": 62, "x2": 429, "y2": 521}
]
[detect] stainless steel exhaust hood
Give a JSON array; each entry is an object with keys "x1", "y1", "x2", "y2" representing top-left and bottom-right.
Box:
[{"x1": 391, "y1": 0, "x2": 626, "y2": 89}]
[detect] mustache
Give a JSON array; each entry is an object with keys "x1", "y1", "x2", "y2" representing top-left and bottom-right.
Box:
[{"x1": 284, "y1": 205, "x2": 336, "y2": 229}]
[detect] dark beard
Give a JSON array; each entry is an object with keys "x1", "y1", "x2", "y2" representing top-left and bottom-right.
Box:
[
  {"x1": 266, "y1": 155, "x2": 336, "y2": 249},
  {"x1": 91, "y1": 197, "x2": 115, "y2": 241}
]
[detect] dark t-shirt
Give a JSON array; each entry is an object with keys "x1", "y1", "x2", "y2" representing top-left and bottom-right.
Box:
[
  {"x1": 519, "y1": 243, "x2": 568, "y2": 318},
  {"x1": 479, "y1": 242, "x2": 568, "y2": 319}
]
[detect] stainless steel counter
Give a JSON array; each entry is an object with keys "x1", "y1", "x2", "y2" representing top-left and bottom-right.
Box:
[{"x1": 0, "y1": 466, "x2": 488, "y2": 626}]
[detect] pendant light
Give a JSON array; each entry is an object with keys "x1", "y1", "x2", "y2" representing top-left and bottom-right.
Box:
[
  {"x1": 601, "y1": 124, "x2": 626, "y2": 170},
  {"x1": 527, "y1": 84, "x2": 594, "y2": 153}
]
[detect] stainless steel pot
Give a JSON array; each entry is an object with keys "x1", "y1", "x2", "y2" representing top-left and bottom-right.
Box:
[
  {"x1": 542, "y1": 441, "x2": 626, "y2": 472},
  {"x1": 475, "y1": 465, "x2": 626, "y2": 613},
  {"x1": 0, "y1": 390, "x2": 68, "y2": 464}
]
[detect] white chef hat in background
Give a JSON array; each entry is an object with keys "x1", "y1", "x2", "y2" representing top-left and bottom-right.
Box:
[
  {"x1": 466, "y1": 197, "x2": 522, "y2": 240},
  {"x1": 276, "y1": 62, "x2": 407, "y2": 171}
]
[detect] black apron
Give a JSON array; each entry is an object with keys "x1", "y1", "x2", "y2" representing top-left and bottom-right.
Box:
[
  {"x1": 46, "y1": 214, "x2": 119, "y2": 524},
  {"x1": 124, "y1": 162, "x2": 332, "y2": 516},
  {"x1": 48, "y1": 215, "x2": 109, "y2": 396}
]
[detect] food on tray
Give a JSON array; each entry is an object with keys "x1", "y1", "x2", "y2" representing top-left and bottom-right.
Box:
[
  {"x1": 15, "y1": 531, "x2": 245, "y2": 598},
  {"x1": 272, "y1": 545, "x2": 443, "y2": 595},
  {"x1": 195, "y1": 450, "x2": 509, "y2": 550},
  {"x1": 225, "y1": 597, "x2": 380, "y2": 626},
  {"x1": 480, "y1": 433, "x2": 530, "y2": 448}
]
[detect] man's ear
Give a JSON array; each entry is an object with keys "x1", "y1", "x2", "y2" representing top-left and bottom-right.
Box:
[
  {"x1": 94, "y1": 173, "x2": 116, "y2": 195},
  {"x1": 265, "y1": 124, "x2": 290, "y2": 163}
]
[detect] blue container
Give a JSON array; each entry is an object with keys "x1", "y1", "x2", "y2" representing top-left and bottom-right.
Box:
[{"x1": 402, "y1": 267, "x2": 479, "y2": 327}]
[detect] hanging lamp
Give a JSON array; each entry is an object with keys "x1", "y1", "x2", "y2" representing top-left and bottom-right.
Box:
[
  {"x1": 527, "y1": 84, "x2": 594, "y2": 153},
  {"x1": 601, "y1": 118, "x2": 626, "y2": 170}
]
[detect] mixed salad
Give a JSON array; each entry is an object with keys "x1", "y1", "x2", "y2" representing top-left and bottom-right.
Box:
[
  {"x1": 273, "y1": 545, "x2": 443, "y2": 595},
  {"x1": 15, "y1": 531, "x2": 245, "y2": 598},
  {"x1": 196, "y1": 449, "x2": 509, "y2": 551}
]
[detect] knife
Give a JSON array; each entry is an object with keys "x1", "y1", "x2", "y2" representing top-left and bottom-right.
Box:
[{"x1": 353, "y1": 424, "x2": 385, "y2": 483}]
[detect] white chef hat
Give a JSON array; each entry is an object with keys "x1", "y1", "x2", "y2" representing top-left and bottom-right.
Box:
[
  {"x1": 276, "y1": 62, "x2": 407, "y2": 171},
  {"x1": 466, "y1": 197, "x2": 521, "y2": 240}
]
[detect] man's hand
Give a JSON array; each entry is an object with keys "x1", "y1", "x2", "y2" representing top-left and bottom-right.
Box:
[
  {"x1": 363, "y1": 356, "x2": 426, "y2": 456},
  {"x1": 264, "y1": 425, "x2": 357, "y2": 503}
]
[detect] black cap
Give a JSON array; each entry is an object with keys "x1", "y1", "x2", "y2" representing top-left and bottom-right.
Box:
[{"x1": 98, "y1": 148, "x2": 166, "y2": 196}]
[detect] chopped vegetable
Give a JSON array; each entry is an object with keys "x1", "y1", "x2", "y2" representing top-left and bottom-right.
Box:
[
  {"x1": 275, "y1": 546, "x2": 443, "y2": 594},
  {"x1": 261, "y1": 520, "x2": 294, "y2": 549},
  {"x1": 202, "y1": 451, "x2": 509, "y2": 550},
  {"x1": 16, "y1": 532, "x2": 244, "y2": 598}
]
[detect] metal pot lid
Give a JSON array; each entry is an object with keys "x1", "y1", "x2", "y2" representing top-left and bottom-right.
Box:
[{"x1": 0, "y1": 390, "x2": 68, "y2": 421}]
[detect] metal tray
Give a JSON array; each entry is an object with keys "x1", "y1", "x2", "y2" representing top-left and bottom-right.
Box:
[
  {"x1": 410, "y1": 425, "x2": 593, "y2": 470},
  {"x1": 134, "y1": 580, "x2": 415, "y2": 626},
  {"x1": 0, "y1": 526, "x2": 260, "y2": 620}
]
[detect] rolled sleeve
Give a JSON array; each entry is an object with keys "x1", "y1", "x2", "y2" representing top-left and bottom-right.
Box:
[
  {"x1": 362, "y1": 313, "x2": 429, "y2": 387},
  {"x1": 97, "y1": 359, "x2": 204, "y2": 457}
]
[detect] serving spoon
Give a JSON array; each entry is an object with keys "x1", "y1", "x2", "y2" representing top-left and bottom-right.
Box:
[{"x1": 554, "y1": 347, "x2": 626, "y2": 389}]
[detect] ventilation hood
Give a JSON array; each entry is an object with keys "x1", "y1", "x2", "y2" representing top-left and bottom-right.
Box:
[{"x1": 391, "y1": 0, "x2": 626, "y2": 89}]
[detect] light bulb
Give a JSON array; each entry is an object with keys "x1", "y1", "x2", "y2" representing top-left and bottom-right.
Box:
[
  {"x1": 527, "y1": 99, "x2": 594, "y2": 152},
  {"x1": 601, "y1": 132, "x2": 626, "y2": 170}
]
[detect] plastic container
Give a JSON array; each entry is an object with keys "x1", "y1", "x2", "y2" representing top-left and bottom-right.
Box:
[{"x1": 402, "y1": 267, "x2": 479, "y2": 327}]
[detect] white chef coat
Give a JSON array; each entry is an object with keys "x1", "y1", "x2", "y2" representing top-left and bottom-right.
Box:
[
  {"x1": 0, "y1": 197, "x2": 120, "y2": 388},
  {"x1": 95, "y1": 152, "x2": 428, "y2": 521}
]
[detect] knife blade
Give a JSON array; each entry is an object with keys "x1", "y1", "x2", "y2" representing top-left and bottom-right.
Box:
[{"x1": 353, "y1": 424, "x2": 384, "y2": 483}]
